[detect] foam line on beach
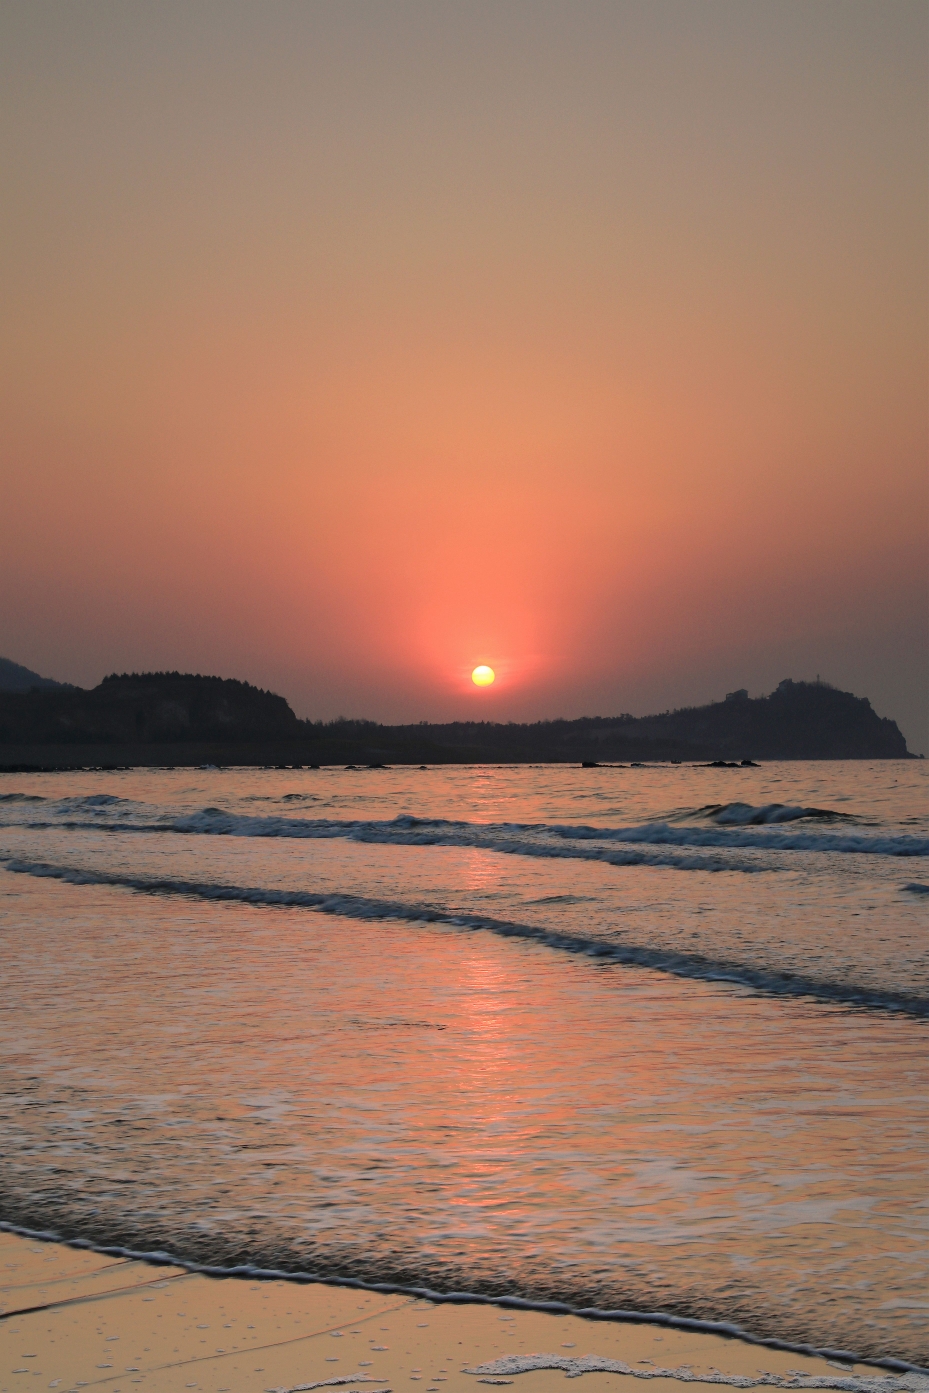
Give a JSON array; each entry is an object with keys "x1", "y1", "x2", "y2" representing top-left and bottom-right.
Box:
[
  {"x1": 1, "y1": 1222, "x2": 926, "y2": 1379},
  {"x1": 271, "y1": 1378, "x2": 389, "y2": 1392},
  {"x1": 463, "y1": 1354, "x2": 929, "y2": 1392},
  {"x1": 2, "y1": 853, "x2": 926, "y2": 1016}
]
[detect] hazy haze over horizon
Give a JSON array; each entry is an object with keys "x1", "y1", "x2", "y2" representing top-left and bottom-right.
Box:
[{"x1": 2, "y1": 1, "x2": 926, "y2": 751}]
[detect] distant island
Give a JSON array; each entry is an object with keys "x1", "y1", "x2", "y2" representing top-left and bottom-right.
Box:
[{"x1": 0, "y1": 666, "x2": 915, "y2": 769}]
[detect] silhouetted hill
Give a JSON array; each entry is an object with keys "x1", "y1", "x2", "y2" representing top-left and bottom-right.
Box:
[
  {"x1": 0, "y1": 671, "x2": 299, "y2": 746},
  {"x1": 552, "y1": 678, "x2": 911, "y2": 761},
  {"x1": 319, "y1": 679, "x2": 910, "y2": 763},
  {"x1": 0, "y1": 673, "x2": 914, "y2": 766},
  {"x1": 0, "y1": 657, "x2": 73, "y2": 693}
]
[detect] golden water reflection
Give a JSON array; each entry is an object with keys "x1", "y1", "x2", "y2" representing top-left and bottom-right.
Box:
[{"x1": 1, "y1": 872, "x2": 926, "y2": 1365}]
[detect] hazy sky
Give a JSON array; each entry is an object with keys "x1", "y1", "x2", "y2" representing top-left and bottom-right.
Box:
[{"x1": 2, "y1": 1, "x2": 926, "y2": 750}]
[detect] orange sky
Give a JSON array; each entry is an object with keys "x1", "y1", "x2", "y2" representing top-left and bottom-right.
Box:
[{"x1": 1, "y1": 1, "x2": 926, "y2": 750}]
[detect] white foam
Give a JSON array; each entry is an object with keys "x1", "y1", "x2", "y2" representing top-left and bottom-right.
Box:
[
  {"x1": 464, "y1": 1355, "x2": 929, "y2": 1391},
  {"x1": 270, "y1": 1377, "x2": 388, "y2": 1393}
]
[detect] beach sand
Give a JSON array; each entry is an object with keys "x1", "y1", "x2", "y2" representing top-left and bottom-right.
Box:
[{"x1": 0, "y1": 1232, "x2": 895, "y2": 1393}]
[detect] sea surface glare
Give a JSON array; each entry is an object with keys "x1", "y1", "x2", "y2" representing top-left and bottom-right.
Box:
[{"x1": 0, "y1": 762, "x2": 926, "y2": 1367}]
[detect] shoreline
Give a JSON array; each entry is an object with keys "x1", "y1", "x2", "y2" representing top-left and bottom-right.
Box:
[
  {"x1": 1, "y1": 1232, "x2": 921, "y2": 1393},
  {"x1": 1, "y1": 1227, "x2": 925, "y2": 1382}
]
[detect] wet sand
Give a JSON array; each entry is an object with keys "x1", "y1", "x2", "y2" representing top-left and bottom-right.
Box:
[{"x1": 0, "y1": 1232, "x2": 897, "y2": 1393}]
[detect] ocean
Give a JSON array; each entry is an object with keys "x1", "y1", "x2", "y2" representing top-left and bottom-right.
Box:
[{"x1": 0, "y1": 761, "x2": 926, "y2": 1369}]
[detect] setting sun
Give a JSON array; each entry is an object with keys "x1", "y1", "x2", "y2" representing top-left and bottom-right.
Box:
[{"x1": 471, "y1": 665, "x2": 495, "y2": 687}]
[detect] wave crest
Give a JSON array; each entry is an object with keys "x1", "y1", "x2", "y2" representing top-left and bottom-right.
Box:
[{"x1": 703, "y1": 803, "x2": 854, "y2": 826}]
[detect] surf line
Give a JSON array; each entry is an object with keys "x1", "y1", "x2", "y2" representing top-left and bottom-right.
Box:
[{"x1": 0, "y1": 1221, "x2": 925, "y2": 1377}]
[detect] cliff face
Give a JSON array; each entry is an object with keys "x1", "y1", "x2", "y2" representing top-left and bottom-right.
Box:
[{"x1": 0, "y1": 673, "x2": 300, "y2": 746}]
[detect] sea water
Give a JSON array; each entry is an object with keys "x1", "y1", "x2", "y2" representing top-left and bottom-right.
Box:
[{"x1": 0, "y1": 761, "x2": 926, "y2": 1367}]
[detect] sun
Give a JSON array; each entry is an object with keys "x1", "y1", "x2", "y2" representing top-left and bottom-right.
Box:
[{"x1": 471, "y1": 665, "x2": 495, "y2": 687}]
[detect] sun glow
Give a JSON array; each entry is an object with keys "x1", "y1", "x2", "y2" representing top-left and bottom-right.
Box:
[{"x1": 471, "y1": 665, "x2": 495, "y2": 687}]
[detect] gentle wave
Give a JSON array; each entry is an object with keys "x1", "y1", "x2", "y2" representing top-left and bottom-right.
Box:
[
  {"x1": 2, "y1": 854, "x2": 926, "y2": 1015},
  {"x1": 0, "y1": 1221, "x2": 924, "y2": 1378}
]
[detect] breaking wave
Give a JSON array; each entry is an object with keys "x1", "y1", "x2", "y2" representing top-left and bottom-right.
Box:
[
  {"x1": 3, "y1": 803, "x2": 927, "y2": 866},
  {"x1": 701, "y1": 802, "x2": 855, "y2": 825}
]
